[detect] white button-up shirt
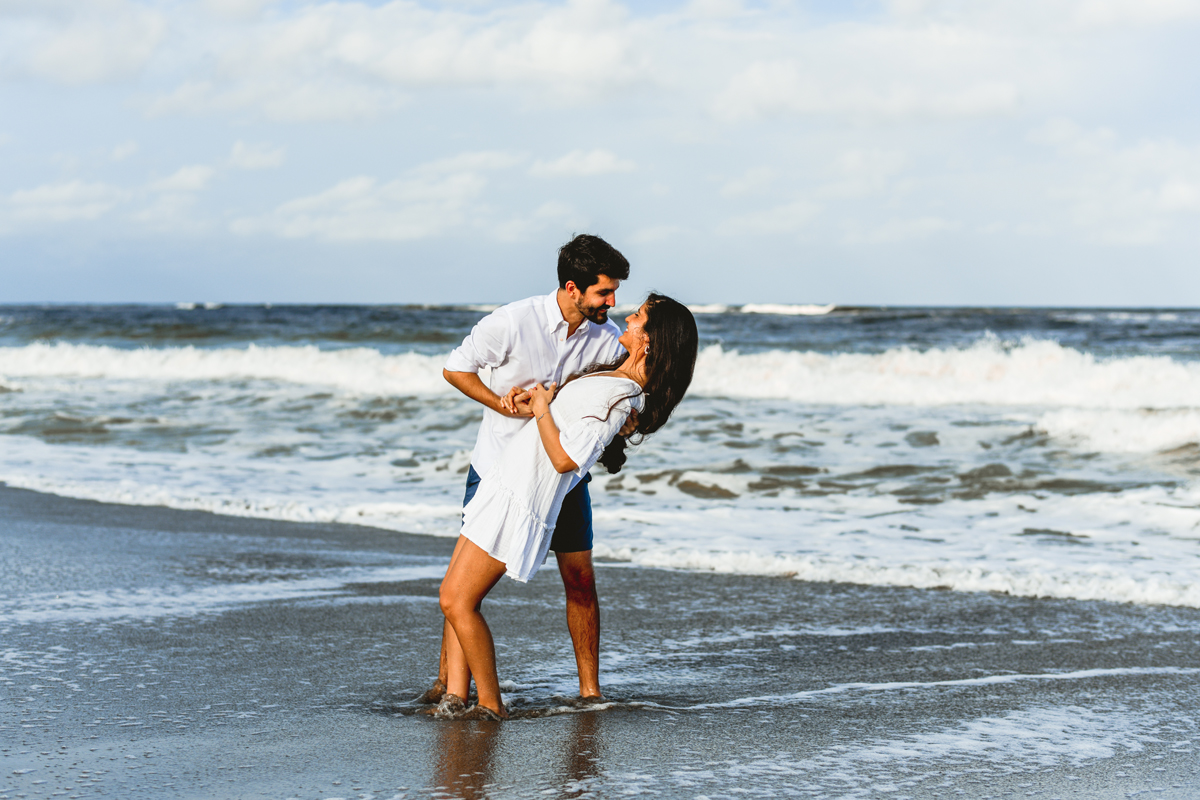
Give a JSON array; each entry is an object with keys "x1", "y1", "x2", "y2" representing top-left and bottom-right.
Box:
[{"x1": 445, "y1": 291, "x2": 626, "y2": 474}]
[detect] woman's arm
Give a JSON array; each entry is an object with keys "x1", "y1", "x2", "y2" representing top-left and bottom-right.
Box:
[{"x1": 528, "y1": 383, "x2": 579, "y2": 474}]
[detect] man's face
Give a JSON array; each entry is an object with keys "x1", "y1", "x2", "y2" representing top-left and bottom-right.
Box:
[{"x1": 570, "y1": 274, "x2": 620, "y2": 324}]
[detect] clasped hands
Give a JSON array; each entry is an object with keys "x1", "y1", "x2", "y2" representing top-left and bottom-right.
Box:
[{"x1": 499, "y1": 384, "x2": 638, "y2": 436}]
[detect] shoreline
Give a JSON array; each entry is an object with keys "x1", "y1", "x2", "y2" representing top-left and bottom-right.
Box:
[
  {"x1": 4, "y1": 479, "x2": 1197, "y2": 613},
  {"x1": 2, "y1": 484, "x2": 1199, "y2": 798}
]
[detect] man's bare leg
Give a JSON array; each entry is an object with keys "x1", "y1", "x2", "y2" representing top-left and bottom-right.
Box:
[{"x1": 555, "y1": 549, "x2": 602, "y2": 699}]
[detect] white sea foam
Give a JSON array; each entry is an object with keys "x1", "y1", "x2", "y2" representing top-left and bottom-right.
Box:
[
  {"x1": 738, "y1": 303, "x2": 836, "y2": 315},
  {"x1": 592, "y1": 542, "x2": 1200, "y2": 608},
  {"x1": 689, "y1": 666, "x2": 1200, "y2": 709},
  {"x1": 4, "y1": 338, "x2": 1200, "y2": 409},
  {"x1": 590, "y1": 479, "x2": 1200, "y2": 608},
  {"x1": 0, "y1": 469, "x2": 464, "y2": 537},
  {"x1": 1, "y1": 564, "x2": 445, "y2": 624},
  {"x1": 691, "y1": 338, "x2": 1200, "y2": 407},
  {"x1": 0, "y1": 342, "x2": 450, "y2": 396},
  {"x1": 1037, "y1": 408, "x2": 1200, "y2": 453}
]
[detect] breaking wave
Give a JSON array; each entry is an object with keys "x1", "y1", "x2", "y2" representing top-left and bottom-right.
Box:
[
  {"x1": 3, "y1": 338, "x2": 1199, "y2": 410},
  {"x1": 690, "y1": 338, "x2": 1200, "y2": 408}
]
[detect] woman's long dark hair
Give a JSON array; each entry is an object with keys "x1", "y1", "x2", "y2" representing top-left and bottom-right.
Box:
[{"x1": 564, "y1": 293, "x2": 698, "y2": 473}]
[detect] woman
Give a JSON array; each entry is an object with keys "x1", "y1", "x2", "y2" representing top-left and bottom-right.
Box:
[{"x1": 437, "y1": 293, "x2": 698, "y2": 719}]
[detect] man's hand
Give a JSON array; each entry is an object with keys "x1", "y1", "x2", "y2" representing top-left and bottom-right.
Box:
[
  {"x1": 511, "y1": 389, "x2": 532, "y2": 416},
  {"x1": 618, "y1": 408, "x2": 639, "y2": 437},
  {"x1": 443, "y1": 370, "x2": 532, "y2": 419},
  {"x1": 500, "y1": 386, "x2": 534, "y2": 417}
]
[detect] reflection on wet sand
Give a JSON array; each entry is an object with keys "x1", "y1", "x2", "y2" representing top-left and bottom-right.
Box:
[
  {"x1": 432, "y1": 718, "x2": 502, "y2": 799},
  {"x1": 558, "y1": 710, "x2": 603, "y2": 799},
  {"x1": 426, "y1": 709, "x2": 609, "y2": 797}
]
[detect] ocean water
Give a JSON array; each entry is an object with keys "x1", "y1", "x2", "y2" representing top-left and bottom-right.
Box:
[{"x1": 2, "y1": 303, "x2": 1199, "y2": 609}]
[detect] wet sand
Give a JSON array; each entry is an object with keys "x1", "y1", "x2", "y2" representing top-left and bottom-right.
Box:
[{"x1": 2, "y1": 484, "x2": 1198, "y2": 799}]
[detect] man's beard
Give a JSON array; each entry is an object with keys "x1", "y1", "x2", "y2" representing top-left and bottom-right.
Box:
[{"x1": 576, "y1": 300, "x2": 609, "y2": 324}]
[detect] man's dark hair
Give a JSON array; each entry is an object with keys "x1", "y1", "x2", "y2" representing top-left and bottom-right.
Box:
[{"x1": 557, "y1": 234, "x2": 630, "y2": 291}]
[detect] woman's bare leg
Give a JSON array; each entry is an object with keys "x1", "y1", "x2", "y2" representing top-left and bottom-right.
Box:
[{"x1": 439, "y1": 535, "x2": 509, "y2": 717}]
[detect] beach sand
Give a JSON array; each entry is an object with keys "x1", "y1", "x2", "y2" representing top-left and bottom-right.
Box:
[{"x1": 2, "y1": 484, "x2": 1198, "y2": 799}]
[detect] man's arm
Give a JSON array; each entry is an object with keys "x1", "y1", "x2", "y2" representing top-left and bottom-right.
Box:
[
  {"x1": 443, "y1": 306, "x2": 534, "y2": 417},
  {"x1": 443, "y1": 369, "x2": 532, "y2": 417}
]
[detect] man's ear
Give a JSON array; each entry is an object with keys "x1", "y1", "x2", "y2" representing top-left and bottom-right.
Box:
[{"x1": 564, "y1": 280, "x2": 580, "y2": 297}]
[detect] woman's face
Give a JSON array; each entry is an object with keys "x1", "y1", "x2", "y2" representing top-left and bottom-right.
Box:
[{"x1": 620, "y1": 302, "x2": 650, "y2": 354}]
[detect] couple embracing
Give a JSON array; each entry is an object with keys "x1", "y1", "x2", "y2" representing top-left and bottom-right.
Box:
[{"x1": 417, "y1": 234, "x2": 698, "y2": 719}]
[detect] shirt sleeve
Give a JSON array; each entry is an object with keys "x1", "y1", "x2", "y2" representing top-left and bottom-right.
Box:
[
  {"x1": 558, "y1": 386, "x2": 644, "y2": 477},
  {"x1": 444, "y1": 308, "x2": 511, "y2": 373}
]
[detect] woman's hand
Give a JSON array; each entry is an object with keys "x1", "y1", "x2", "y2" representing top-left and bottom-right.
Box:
[{"x1": 528, "y1": 382, "x2": 556, "y2": 418}]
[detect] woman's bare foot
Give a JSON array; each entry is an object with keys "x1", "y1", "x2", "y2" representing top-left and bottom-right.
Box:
[
  {"x1": 415, "y1": 679, "x2": 447, "y2": 705},
  {"x1": 433, "y1": 693, "x2": 467, "y2": 719},
  {"x1": 460, "y1": 703, "x2": 507, "y2": 720}
]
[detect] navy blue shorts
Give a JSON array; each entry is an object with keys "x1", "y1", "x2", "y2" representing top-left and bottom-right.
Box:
[{"x1": 462, "y1": 465, "x2": 593, "y2": 553}]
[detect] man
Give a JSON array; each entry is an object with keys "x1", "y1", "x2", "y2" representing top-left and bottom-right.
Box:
[{"x1": 419, "y1": 233, "x2": 632, "y2": 704}]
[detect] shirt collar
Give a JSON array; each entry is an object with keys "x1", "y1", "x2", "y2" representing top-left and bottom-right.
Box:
[{"x1": 545, "y1": 290, "x2": 590, "y2": 335}]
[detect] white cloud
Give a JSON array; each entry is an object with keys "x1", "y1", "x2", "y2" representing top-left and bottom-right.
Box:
[
  {"x1": 2, "y1": 0, "x2": 167, "y2": 85},
  {"x1": 492, "y1": 201, "x2": 586, "y2": 242},
  {"x1": 202, "y1": 0, "x2": 278, "y2": 21},
  {"x1": 714, "y1": 58, "x2": 1019, "y2": 121},
  {"x1": 5, "y1": 0, "x2": 1200, "y2": 303},
  {"x1": 110, "y1": 140, "x2": 138, "y2": 162},
  {"x1": 823, "y1": 149, "x2": 910, "y2": 198},
  {"x1": 230, "y1": 141, "x2": 286, "y2": 170},
  {"x1": 631, "y1": 224, "x2": 687, "y2": 242},
  {"x1": 8, "y1": 180, "x2": 127, "y2": 222},
  {"x1": 2, "y1": 162, "x2": 216, "y2": 233},
  {"x1": 130, "y1": 192, "x2": 209, "y2": 232},
  {"x1": 1072, "y1": 0, "x2": 1200, "y2": 27},
  {"x1": 530, "y1": 149, "x2": 636, "y2": 178},
  {"x1": 417, "y1": 151, "x2": 525, "y2": 175},
  {"x1": 720, "y1": 167, "x2": 774, "y2": 197},
  {"x1": 1032, "y1": 119, "x2": 1200, "y2": 244},
  {"x1": 146, "y1": 79, "x2": 402, "y2": 122},
  {"x1": 149, "y1": 166, "x2": 215, "y2": 193},
  {"x1": 848, "y1": 216, "x2": 959, "y2": 243},
  {"x1": 884, "y1": 0, "x2": 1200, "y2": 30},
  {"x1": 146, "y1": 0, "x2": 644, "y2": 119},
  {"x1": 231, "y1": 174, "x2": 482, "y2": 241},
  {"x1": 718, "y1": 200, "x2": 820, "y2": 235},
  {"x1": 231, "y1": 151, "x2": 520, "y2": 241}
]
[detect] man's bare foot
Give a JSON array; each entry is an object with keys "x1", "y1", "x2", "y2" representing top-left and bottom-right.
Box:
[
  {"x1": 578, "y1": 694, "x2": 606, "y2": 705},
  {"x1": 415, "y1": 679, "x2": 447, "y2": 705}
]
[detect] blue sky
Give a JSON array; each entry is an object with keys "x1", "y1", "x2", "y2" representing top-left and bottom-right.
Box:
[{"x1": 3, "y1": 0, "x2": 1200, "y2": 305}]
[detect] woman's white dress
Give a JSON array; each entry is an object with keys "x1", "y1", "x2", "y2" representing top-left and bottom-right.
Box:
[{"x1": 461, "y1": 375, "x2": 644, "y2": 582}]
